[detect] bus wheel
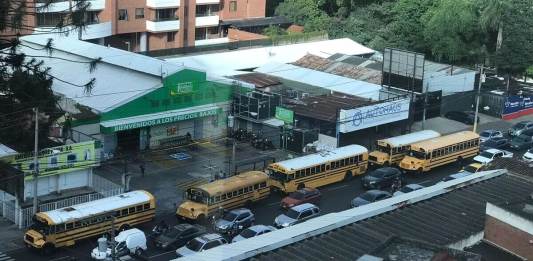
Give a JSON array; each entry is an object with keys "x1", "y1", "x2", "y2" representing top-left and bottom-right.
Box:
[
  {"x1": 417, "y1": 168, "x2": 423, "y2": 175},
  {"x1": 457, "y1": 156, "x2": 464, "y2": 166},
  {"x1": 119, "y1": 224, "x2": 130, "y2": 232},
  {"x1": 344, "y1": 171, "x2": 353, "y2": 181},
  {"x1": 197, "y1": 214, "x2": 206, "y2": 225},
  {"x1": 383, "y1": 161, "x2": 390, "y2": 167},
  {"x1": 42, "y1": 243, "x2": 55, "y2": 256},
  {"x1": 297, "y1": 183, "x2": 305, "y2": 190},
  {"x1": 135, "y1": 248, "x2": 144, "y2": 256}
]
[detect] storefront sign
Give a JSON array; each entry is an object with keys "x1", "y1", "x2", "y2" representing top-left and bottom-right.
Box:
[
  {"x1": 339, "y1": 98, "x2": 410, "y2": 133},
  {"x1": 11, "y1": 141, "x2": 99, "y2": 180},
  {"x1": 170, "y1": 82, "x2": 194, "y2": 96},
  {"x1": 275, "y1": 107, "x2": 294, "y2": 124},
  {"x1": 112, "y1": 108, "x2": 219, "y2": 132},
  {"x1": 502, "y1": 95, "x2": 533, "y2": 120}
]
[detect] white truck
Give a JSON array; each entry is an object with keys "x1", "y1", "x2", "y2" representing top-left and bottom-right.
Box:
[
  {"x1": 91, "y1": 228, "x2": 147, "y2": 260},
  {"x1": 473, "y1": 148, "x2": 513, "y2": 165}
]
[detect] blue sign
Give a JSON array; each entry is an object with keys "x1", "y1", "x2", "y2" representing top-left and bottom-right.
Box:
[{"x1": 502, "y1": 95, "x2": 533, "y2": 119}]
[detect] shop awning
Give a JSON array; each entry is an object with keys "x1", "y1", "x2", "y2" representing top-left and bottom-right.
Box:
[{"x1": 100, "y1": 104, "x2": 221, "y2": 133}]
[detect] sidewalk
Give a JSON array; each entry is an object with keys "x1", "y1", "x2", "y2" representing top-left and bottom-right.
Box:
[
  {"x1": 412, "y1": 113, "x2": 533, "y2": 134},
  {"x1": 0, "y1": 218, "x2": 24, "y2": 253}
]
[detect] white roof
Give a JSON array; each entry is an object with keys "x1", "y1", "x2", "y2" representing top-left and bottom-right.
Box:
[
  {"x1": 165, "y1": 38, "x2": 375, "y2": 76},
  {"x1": 380, "y1": 130, "x2": 441, "y2": 147},
  {"x1": 115, "y1": 228, "x2": 144, "y2": 242},
  {"x1": 0, "y1": 144, "x2": 17, "y2": 158},
  {"x1": 254, "y1": 62, "x2": 381, "y2": 100},
  {"x1": 42, "y1": 190, "x2": 152, "y2": 224},
  {"x1": 16, "y1": 34, "x2": 185, "y2": 112},
  {"x1": 273, "y1": 145, "x2": 368, "y2": 171}
]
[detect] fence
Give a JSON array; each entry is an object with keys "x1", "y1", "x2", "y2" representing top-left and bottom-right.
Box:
[{"x1": 2, "y1": 174, "x2": 123, "y2": 228}]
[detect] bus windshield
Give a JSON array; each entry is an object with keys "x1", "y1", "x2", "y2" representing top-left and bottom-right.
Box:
[
  {"x1": 187, "y1": 189, "x2": 208, "y2": 204},
  {"x1": 268, "y1": 169, "x2": 287, "y2": 182},
  {"x1": 30, "y1": 217, "x2": 50, "y2": 235},
  {"x1": 376, "y1": 145, "x2": 390, "y2": 153},
  {"x1": 408, "y1": 150, "x2": 426, "y2": 160}
]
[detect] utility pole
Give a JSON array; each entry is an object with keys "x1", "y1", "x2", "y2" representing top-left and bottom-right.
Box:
[
  {"x1": 230, "y1": 138, "x2": 236, "y2": 177},
  {"x1": 32, "y1": 107, "x2": 39, "y2": 214},
  {"x1": 473, "y1": 64, "x2": 485, "y2": 133},
  {"x1": 110, "y1": 216, "x2": 116, "y2": 261},
  {"x1": 422, "y1": 82, "x2": 430, "y2": 130}
]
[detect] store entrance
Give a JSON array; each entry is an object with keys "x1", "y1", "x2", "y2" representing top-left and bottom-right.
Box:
[{"x1": 116, "y1": 128, "x2": 140, "y2": 153}]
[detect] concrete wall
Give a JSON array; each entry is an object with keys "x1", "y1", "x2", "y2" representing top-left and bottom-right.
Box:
[
  {"x1": 23, "y1": 169, "x2": 92, "y2": 199},
  {"x1": 227, "y1": 28, "x2": 267, "y2": 41},
  {"x1": 115, "y1": 0, "x2": 149, "y2": 34},
  {"x1": 219, "y1": 0, "x2": 265, "y2": 20},
  {"x1": 425, "y1": 71, "x2": 476, "y2": 96}
]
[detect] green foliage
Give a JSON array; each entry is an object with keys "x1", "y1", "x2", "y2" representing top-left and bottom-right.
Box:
[
  {"x1": 262, "y1": 25, "x2": 287, "y2": 38},
  {"x1": 275, "y1": 0, "x2": 331, "y2": 31}
]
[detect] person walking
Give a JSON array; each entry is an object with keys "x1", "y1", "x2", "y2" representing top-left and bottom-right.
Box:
[{"x1": 139, "y1": 162, "x2": 145, "y2": 178}]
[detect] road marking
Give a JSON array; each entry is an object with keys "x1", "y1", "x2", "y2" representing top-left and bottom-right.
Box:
[
  {"x1": 149, "y1": 250, "x2": 176, "y2": 259},
  {"x1": 324, "y1": 184, "x2": 349, "y2": 192},
  {"x1": 0, "y1": 251, "x2": 15, "y2": 261}
]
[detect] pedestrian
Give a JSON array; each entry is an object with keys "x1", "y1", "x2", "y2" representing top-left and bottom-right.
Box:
[{"x1": 139, "y1": 163, "x2": 145, "y2": 177}]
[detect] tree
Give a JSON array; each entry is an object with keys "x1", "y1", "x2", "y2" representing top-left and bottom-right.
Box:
[
  {"x1": 385, "y1": 0, "x2": 434, "y2": 52},
  {"x1": 479, "y1": 0, "x2": 509, "y2": 52},
  {"x1": 0, "y1": 0, "x2": 99, "y2": 151},
  {"x1": 275, "y1": 0, "x2": 331, "y2": 31}
]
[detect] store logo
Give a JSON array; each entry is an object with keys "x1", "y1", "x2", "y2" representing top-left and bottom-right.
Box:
[{"x1": 351, "y1": 102, "x2": 403, "y2": 127}]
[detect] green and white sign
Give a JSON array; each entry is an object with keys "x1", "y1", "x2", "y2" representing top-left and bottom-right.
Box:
[
  {"x1": 109, "y1": 108, "x2": 220, "y2": 132},
  {"x1": 275, "y1": 106, "x2": 294, "y2": 124}
]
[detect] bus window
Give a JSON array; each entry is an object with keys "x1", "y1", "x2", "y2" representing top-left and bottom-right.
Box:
[
  {"x1": 221, "y1": 194, "x2": 227, "y2": 200},
  {"x1": 321, "y1": 164, "x2": 326, "y2": 172},
  {"x1": 306, "y1": 168, "x2": 311, "y2": 176},
  {"x1": 129, "y1": 207, "x2": 135, "y2": 213},
  {"x1": 121, "y1": 209, "x2": 128, "y2": 216},
  {"x1": 136, "y1": 205, "x2": 143, "y2": 212},
  {"x1": 144, "y1": 203, "x2": 150, "y2": 210}
]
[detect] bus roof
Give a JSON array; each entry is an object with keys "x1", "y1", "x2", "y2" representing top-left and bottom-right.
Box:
[
  {"x1": 38, "y1": 190, "x2": 153, "y2": 225},
  {"x1": 270, "y1": 145, "x2": 367, "y2": 172},
  {"x1": 411, "y1": 131, "x2": 479, "y2": 151},
  {"x1": 380, "y1": 130, "x2": 441, "y2": 147},
  {"x1": 196, "y1": 171, "x2": 268, "y2": 196}
]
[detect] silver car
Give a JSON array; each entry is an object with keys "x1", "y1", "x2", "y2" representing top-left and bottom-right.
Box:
[
  {"x1": 479, "y1": 129, "x2": 503, "y2": 143},
  {"x1": 274, "y1": 203, "x2": 320, "y2": 228},
  {"x1": 214, "y1": 208, "x2": 255, "y2": 234},
  {"x1": 508, "y1": 121, "x2": 533, "y2": 137},
  {"x1": 231, "y1": 225, "x2": 277, "y2": 243},
  {"x1": 175, "y1": 233, "x2": 227, "y2": 257}
]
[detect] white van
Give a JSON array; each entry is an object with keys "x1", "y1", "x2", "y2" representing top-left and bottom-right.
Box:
[{"x1": 91, "y1": 228, "x2": 147, "y2": 260}]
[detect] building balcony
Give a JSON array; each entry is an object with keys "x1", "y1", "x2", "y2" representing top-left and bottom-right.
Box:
[
  {"x1": 195, "y1": 15, "x2": 219, "y2": 27},
  {"x1": 146, "y1": 0, "x2": 180, "y2": 8},
  {"x1": 196, "y1": 0, "x2": 220, "y2": 4},
  {"x1": 36, "y1": 0, "x2": 104, "y2": 13},
  {"x1": 146, "y1": 19, "x2": 180, "y2": 32},
  {"x1": 195, "y1": 37, "x2": 229, "y2": 46}
]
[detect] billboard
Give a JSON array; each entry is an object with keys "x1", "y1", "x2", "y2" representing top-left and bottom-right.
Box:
[
  {"x1": 382, "y1": 48, "x2": 425, "y2": 93},
  {"x1": 339, "y1": 99, "x2": 410, "y2": 133},
  {"x1": 11, "y1": 141, "x2": 99, "y2": 180},
  {"x1": 502, "y1": 95, "x2": 533, "y2": 120},
  {"x1": 275, "y1": 107, "x2": 294, "y2": 124}
]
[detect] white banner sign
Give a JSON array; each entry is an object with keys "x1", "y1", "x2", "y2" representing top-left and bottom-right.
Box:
[{"x1": 339, "y1": 98, "x2": 410, "y2": 133}]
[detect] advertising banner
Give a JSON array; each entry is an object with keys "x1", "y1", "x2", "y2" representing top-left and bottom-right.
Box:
[
  {"x1": 275, "y1": 107, "x2": 294, "y2": 124},
  {"x1": 502, "y1": 95, "x2": 533, "y2": 120},
  {"x1": 339, "y1": 98, "x2": 410, "y2": 133},
  {"x1": 11, "y1": 141, "x2": 99, "y2": 180}
]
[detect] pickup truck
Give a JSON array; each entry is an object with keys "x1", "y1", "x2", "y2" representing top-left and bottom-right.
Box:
[{"x1": 473, "y1": 148, "x2": 513, "y2": 165}]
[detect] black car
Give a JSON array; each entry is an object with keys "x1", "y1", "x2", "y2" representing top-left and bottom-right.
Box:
[
  {"x1": 480, "y1": 137, "x2": 510, "y2": 151},
  {"x1": 361, "y1": 167, "x2": 402, "y2": 190},
  {"x1": 154, "y1": 223, "x2": 206, "y2": 250},
  {"x1": 444, "y1": 111, "x2": 479, "y2": 125},
  {"x1": 351, "y1": 190, "x2": 392, "y2": 208},
  {"x1": 509, "y1": 129, "x2": 533, "y2": 150}
]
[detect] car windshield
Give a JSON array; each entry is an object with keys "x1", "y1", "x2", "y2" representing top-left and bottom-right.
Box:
[
  {"x1": 289, "y1": 191, "x2": 304, "y2": 200},
  {"x1": 483, "y1": 140, "x2": 498, "y2": 146},
  {"x1": 223, "y1": 212, "x2": 238, "y2": 221},
  {"x1": 529, "y1": 148, "x2": 533, "y2": 153},
  {"x1": 400, "y1": 186, "x2": 414, "y2": 193},
  {"x1": 185, "y1": 238, "x2": 203, "y2": 252},
  {"x1": 515, "y1": 123, "x2": 526, "y2": 129},
  {"x1": 359, "y1": 192, "x2": 376, "y2": 201},
  {"x1": 513, "y1": 136, "x2": 528, "y2": 143},
  {"x1": 240, "y1": 228, "x2": 257, "y2": 239},
  {"x1": 369, "y1": 170, "x2": 385, "y2": 178},
  {"x1": 286, "y1": 209, "x2": 300, "y2": 219},
  {"x1": 463, "y1": 166, "x2": 477, "y2": 173},
  {"x1": 408, "y1": 150, "x2": 426, "y2": 160},
  {"x1": 480, "y1": 131, "x2": 491, "y2": 137},
  {"x1": 164, "y1": 227, "x2": 181, "y2": 238},
  {"x1": 480, "y1": 151, "x2": 495, "y2": 158}
]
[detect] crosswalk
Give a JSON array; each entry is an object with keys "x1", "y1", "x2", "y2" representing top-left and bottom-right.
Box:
[
  {"x1": 176, "y1": 177, "x2": 208, "y2": 190},
  {"x1": 0, "y1": 251, "x2": 15, "y2": 261}
]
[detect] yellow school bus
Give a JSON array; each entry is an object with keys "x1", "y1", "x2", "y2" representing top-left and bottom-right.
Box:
[
  {"x1": 369, "y1": 130, "x2": 441, "y2": 167},
  {"x1": 399, "y1": 131, "x2": 480, "y2": 174},
  {"x1": 268, "y1": 145, "x2": 368, "y2": 193},
  {"x1": 24, "y1": 190, "x2": 155, "y2": 253},
  {"x1": 176, "y1": 171, "x2": 270, "y2": 222}
]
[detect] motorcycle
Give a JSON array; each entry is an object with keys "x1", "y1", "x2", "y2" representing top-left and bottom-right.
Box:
[{"x1": 149, "y1": 221, "x2": 169, "y2": 240}]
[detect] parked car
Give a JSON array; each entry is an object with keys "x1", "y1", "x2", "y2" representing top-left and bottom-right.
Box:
[
  {"x1": 461, "y1": 163, "x2": 485, "y2": 174},
  {"x1": 479, "y1": 129, "x2": 504, "y2": 143},
  {"x1": 393, "y1": 184, "x2": 425, "y2": 196},
  {"x1": 361, "y1": 167, "x2": 402, "y2": 190},
  {"x1": 214, "y1": 208, "x2": 255, "y2": 234},
  {"x1": 280, "y1": 188, "x2": 321, "y2": 209},
  {"x1": 508, "y1": 121, "x2": 533, "y2": 137},
  {"x1": 480, "y1": 137, "x2": 510, "y2": 151},
  {"x1": 441, "y1": 172, "x2": 472, "y2": 182},
  {"x1": 510, "y1": 133, "x2": 533, "y2": 150},
  {"x1": 274, "y1": 203, "x2": 320, "y2": 228},
  {"x1": 473, "y1": 148, "x2": 514, "y2": 165},
  {"x1": 153, "y1": 224, "x2": 206, "y2": 250},
  {"x1": 91, "y1": 228, "x2": 147, "y2": 260},
  {"x1": 523, "y1": 148, "x2": 533, "y2": 162},
  {"x1": 444, "y1": 111, "x2": 479, "y2": 125},
  {"x1": 231, "y1": 225, "x2": 277, "y2": 243},
  {"x1": 351, "y1": 190, "x2": 392, "y2": 208},
  {"x1": 175, "y1": 233, "x2": 228, "y2": 257}
]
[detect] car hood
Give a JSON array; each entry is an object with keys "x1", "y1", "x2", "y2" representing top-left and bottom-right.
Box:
[
  {"x1": 351, "y1": 197, "x2": 370, "y2": 207},
  {"x1": 155, "y1": 234, "x2": 175, "y2": 244},
  {"x1": 524, "y1": 152, "x2": 533, "y2": 158},
  {"x1": 473, "y1": 156, "x2": 491, "y2": 163},
  {"x1": 362, "y1": 176, "x2": 379, "y2": 183},
  {"x1": 393, "y1": 191, "x2": 404, "y2": 196},
  {"x1": 281, "y1": 197, "x2": 300, "y2": 206},
  {"x1": 275, "y1": 214, "x2": 297, "y2": 227},
  {"x1": 176, "y1": 246, "x2": 197, "y2": 257},
  {"x1": 215, "y1": 219, "x2": 233, "y2": 229}
]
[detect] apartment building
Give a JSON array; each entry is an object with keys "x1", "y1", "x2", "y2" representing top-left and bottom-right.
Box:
[{"x1": 5, "y1": 0, "x2": 265, "y2": 51}]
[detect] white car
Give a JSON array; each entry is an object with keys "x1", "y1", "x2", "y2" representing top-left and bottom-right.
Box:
[
  {"x1": 231, "y1": 225, "x2": 277, "y2": 243},
  {"x1": 473, "y1": 148, "x2": 513, "y2": 165},
  {"x1": 523, "y1": 148, "x2": 533, "y2": 162},
  {"x1": 176, "y1": 233, "x2": 227, "y2": 257},
  {"x1": 479, "y1": 130, "x2": 504, "y2": 143}
]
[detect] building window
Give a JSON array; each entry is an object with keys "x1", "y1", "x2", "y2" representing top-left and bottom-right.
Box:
[
  {"x1": 118, "y1": 9, "x2": 128, "y2": 21},
  {"x1": 37, "y1": 13, "x2": 62, "y2": 27},
  {"x1": 195, "y1": 27, "x2": 206, "y2": 40},
  {"x1": 229, "y1": 1, "x2": 237, "y2": 12},
  {"x1": 135, "y1": 8, "x2": 144, "y2": 19},
  {"x1": 167, "y1": 32, "x2": 175, "y2": 42},
  {"x1": 155, "y1": 8, "x2": 178, "y2": 21}
]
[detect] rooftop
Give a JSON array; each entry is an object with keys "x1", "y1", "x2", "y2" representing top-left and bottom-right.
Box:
[
  {"x1": 0, "y1": 144, "x2": 17, "y2": 158},
  {"x1": 285, "y1": 94, "x2": 376, "y2": 122},
  {"x1": 220, "y1": 16, "x2": 291, "y2": 28}
]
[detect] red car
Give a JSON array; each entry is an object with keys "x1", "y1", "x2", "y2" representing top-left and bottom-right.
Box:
[{"x1": 280, "y1": 188, "x2": 321, "y2": 209}]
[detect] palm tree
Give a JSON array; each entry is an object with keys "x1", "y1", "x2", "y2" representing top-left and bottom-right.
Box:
[{"x1": 480, "y1": 0, "x2": 509, "y2": 51}]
